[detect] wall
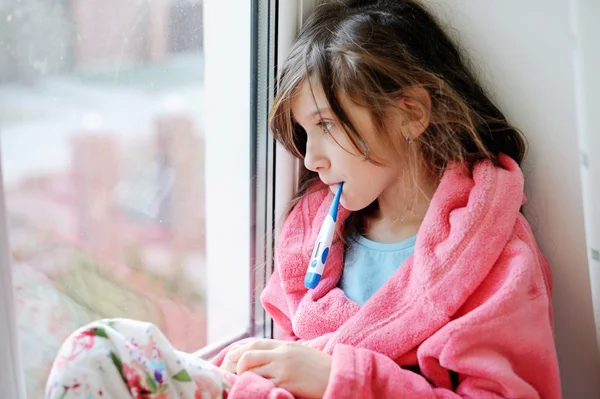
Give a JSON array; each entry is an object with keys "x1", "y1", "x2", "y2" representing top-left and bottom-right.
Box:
[
  {"x1": 428, "y1": 1, "x2": 600, "y2": 397},
  {"x1": 573, "y1": 0, "x2": 600, "y2": 351}
]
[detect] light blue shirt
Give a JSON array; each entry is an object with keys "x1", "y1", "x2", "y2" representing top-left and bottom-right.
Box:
[{"x1": 338, "y1": 233, "x2": 416, "y2": 305}]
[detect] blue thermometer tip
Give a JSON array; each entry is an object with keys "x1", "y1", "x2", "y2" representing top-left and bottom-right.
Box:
[{"x1": 328, "y1": 182, "x2": 344, "y2": 222}]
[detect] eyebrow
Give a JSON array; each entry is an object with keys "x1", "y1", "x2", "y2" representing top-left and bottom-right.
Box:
[
  {"x1": 292, "y1": 107, "x2": 332, "y2": 123},
  {"x1": 309, "y1": 107, "x2": 332, "y2": 117}
]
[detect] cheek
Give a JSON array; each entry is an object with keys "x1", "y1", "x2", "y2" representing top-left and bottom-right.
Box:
[
  {"x1": 348, "y1": 163, "x2": 383, "y2": 187},
  {"x1": 349, "y1": 166, "x2": 393, "y2": 200},
  {"x1": 338, "y1": 174, "x2": 378, "y2": 211}
]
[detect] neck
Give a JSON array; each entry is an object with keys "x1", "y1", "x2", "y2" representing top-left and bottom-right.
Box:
[{"x1": 363, "y1": 176, "x2": 439, "y2": 244}]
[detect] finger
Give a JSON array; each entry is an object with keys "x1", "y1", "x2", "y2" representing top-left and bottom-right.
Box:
[
  {"x1": 245, "y1": 339, "x2": 282, "y2": 351},
  {"x1": 236, "y1": 349, "x2": 274, "y2": 376},
  {"x1": 220, "y1": 358, "x2": 237, "y2": 374},
  {"x1": 228, "y1": 339, "x2": 281, "y2": 362},
  {"x1": 224, "y1": 342, "x2": 249, "y2": 363},
  {"x1": 245, "y1": 363, "x2": 279, "y2": 381},
  {"x1": 224, "y1": 348, "x2": 242, "y2": 363}
]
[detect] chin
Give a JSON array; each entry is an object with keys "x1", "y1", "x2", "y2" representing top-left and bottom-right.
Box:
[{"x1": 339, "y1": 196, "x2": 369, "y2": 212}]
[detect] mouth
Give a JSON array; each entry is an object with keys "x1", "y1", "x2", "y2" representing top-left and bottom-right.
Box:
[{"x1": 326, "y1": 182, "x2": 344, "y2": 196}]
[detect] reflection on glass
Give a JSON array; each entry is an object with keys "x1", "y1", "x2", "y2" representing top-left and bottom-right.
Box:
[{"x1": 0, "y1": 1, "x2": 207, "y2": 397}]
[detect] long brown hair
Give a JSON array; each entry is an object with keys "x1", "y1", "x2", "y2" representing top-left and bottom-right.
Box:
[{"x1": 269, "y1": 0, "x2": 526, "y2": 225}]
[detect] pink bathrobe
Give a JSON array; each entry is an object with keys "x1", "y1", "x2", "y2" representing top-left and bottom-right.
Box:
[{"x1": 214, "y1": 154, "x2": 561, "y2": 398}]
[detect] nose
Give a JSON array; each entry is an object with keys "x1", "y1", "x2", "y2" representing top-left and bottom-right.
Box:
[{"x1": 304, "y1": 139, "x2": 330, "y2": 172}]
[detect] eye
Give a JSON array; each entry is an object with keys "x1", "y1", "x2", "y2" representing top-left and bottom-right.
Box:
[{"x1": 316, "y1": 120, "x2": 335, "y2": 134}]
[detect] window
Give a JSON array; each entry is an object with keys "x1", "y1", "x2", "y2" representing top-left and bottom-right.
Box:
[{"x1": 0, "y1": 0, "x2": 272, "y2": 397}]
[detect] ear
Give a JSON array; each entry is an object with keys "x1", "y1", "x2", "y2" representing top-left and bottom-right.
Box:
[{"x1": 396, "y1": 86, "x2": 431, "y2": 140}]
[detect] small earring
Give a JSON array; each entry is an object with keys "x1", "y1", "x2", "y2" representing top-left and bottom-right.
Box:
[{"x1": 405, "y1": 135, "x2": 413, "y2": 144}]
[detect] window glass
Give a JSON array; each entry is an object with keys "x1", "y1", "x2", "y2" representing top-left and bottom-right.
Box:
[{"x1": 0, "y1": 0, "x2": 253, "y2": 396}]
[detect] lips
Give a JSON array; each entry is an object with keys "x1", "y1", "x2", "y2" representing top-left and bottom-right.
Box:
[{"x1": 325, "y1": 182, "x2": 343, "y2": 197}]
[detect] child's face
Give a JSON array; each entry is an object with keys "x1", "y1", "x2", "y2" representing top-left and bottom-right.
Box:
[{"x1": 291, "y1": 80, "x2": 402, "y2": 212}]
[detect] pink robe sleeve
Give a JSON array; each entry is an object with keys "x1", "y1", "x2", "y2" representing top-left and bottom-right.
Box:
[
  {"x1": 227, "y1": 372, "x2": 295, "y2": 398},
  {"x1": 261, "y1": 266, "x2": 301, "y2": 341}
]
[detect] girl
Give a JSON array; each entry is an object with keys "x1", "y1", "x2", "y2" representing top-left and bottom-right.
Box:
[{"x1": 46, "y1": 0, "x2": 561, "y2": 398}]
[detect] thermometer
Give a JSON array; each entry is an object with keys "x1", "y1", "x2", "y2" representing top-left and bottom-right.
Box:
[{"x1": 304, "y1": 182, "x2": 343, "y2": 289}]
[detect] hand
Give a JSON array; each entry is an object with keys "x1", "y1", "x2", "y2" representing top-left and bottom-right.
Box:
[
  {"x1": 220, "y1": 340, "x2": 248, "y2": 375},
  {"x1": 222, "y1": 339, "x2": 332, "y2": 399}
]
